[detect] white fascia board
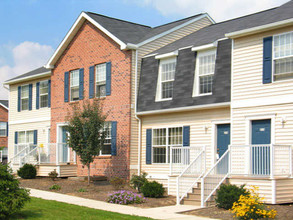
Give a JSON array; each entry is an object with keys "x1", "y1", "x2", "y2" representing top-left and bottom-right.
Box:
[
  {"x1": 155, "y1": 51, "x2": 178, "y2": 59},
  {"x1": 225, "y1": 18, "x2": 293, "y2": 39},
  {"x1": 4, "y1": 71, "x2": 51, "y2": 85},
  {"x1": 45, "y1": 12, "x2": 127, "y2": 68},
  {"x1": 192, "y1": 41, "x2": 218, "y2": 52},
  {"x1": 143, "y1": 53, "x2": 158, "y2": 58},
  {"x1": 0, "y1": 103, "x2": 8, "y2": 110},
  {"x1": 137, "y1": 102, "x2": 230, "y2": 116}
]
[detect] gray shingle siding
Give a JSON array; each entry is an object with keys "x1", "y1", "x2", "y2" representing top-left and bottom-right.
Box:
[{"x1": 137, "y1": 39, "x2": 231, "y2": 112}]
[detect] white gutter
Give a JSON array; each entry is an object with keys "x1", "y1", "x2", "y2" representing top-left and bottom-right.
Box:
[
  {"x1": 4, "y1": 71, "x2": 51, "y2": 85},
  {"x1": 137, "y1": 102, "x2": 230, "y2": 116},
  {"x1": 155, "y1": 50, "x2": 178, "y2": 59},
  {"x1": 226, "y1": 18, "x2": 293, "y2": 39},
  {"x1": 191, "y1": 42, "x2": 217, "y2": 52}
]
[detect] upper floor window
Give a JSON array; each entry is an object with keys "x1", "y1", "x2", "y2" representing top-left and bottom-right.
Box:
[
  {"x1": 273, "y1": 32, "x2": 293, "y2": 81},
  {"x1": 21, "y1": 85, "x2": 29, "y2": 111},
  {"x1": 96, "y1": 63, "x2": 106, "y2": 98},
  {"x1": 40, "y1": 80, "x2": 49, "y2": 108},
  {"x1": 156, "y1": 58, "x2": 176, "y2": 101},
  {"x1": 193, "y1": 49, "x2": 216, "y2": 96},
  {"x1": 0, "y1": 122, "x2": 7, "y2": 137},
  {"x1": 70, "y1": 70, "x2": 79, "y2": 101}
]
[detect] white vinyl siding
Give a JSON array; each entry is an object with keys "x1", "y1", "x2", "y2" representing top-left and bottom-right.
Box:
[
  {"x1": 0, "y1": 122, "x2": 6, "y2": 137},
  {"x1": 95, "y1": 63, "x2": 106, "y2": 98},
  {"x1": 70, "y1": 70, "x2": 79, "y2": 101},
  {"x1": 40, "y1": 80, "x2": 49, "y2": 108},
  {"x1": 21, "y1": 85, "x2": 29, "y2": 111}
]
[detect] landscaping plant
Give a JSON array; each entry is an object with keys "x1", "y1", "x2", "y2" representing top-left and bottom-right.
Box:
[
  {"x1": 49, "y1": 184, "x2": 61, "y2": 190},
  {"x1": 48, "y1": 169, "x2": 58, "y2": 181},
  {"x1": 17, "y1": 163, "x2": 37, "y2": 179},
  {"x1": 78, "y1": 188, "x2": 88, "y2": 192},
  {"x1": 107, "y1": 190, "x2": 146, "y2": 205},
  {"x1": 66, "y1": 101, "x2": 107, "y2": 185},
  {"x1": 110, "y1": 177, "x2": 126, "y2": 190},
  {"x1": 0, "y1": 163, "x2": 30, "y2": 219},
  {"x1": 231, "y1": 186, "x2": 277, "y2": 219},
  {"x1": 130, "y1": 172, "x2": 148, "y2": 192},
  {"x1": 215, "y1": 184, "x2": 249, "y2": 210},
  {"x1": 141, "y1": 181, "x2": 165, "y2": 198}
]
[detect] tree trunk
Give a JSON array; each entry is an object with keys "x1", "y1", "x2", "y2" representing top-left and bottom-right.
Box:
[{"x1": 87, "y1": 164, "x2": 90, "y2": 186}]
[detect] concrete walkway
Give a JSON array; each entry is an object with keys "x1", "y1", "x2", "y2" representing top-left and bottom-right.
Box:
[{"x1": 29, "y1": 188, "x2": 216, "y2": 220}]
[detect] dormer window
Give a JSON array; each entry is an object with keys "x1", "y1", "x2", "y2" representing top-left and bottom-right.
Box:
[
  {"x1": 193, "y1": 49, "x2": 216, "y2": 96},
  {"x1": 156, "y1": 57, "x2": 176, "y2": 101}
]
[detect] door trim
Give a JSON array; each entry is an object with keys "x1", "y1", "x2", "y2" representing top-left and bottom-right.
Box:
[{"x1": 56, "y1": 122, "x2": 68, "y2": 144}]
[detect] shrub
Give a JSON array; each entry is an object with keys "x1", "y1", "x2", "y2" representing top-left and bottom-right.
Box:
[
  {"x1": 17, "y1": 164, "x2": 37, "y2": 179},
  {"x1": 48, "y1": 169, "x2": 58, "y2": 181},
  {"x1": 110, "y1": 177, "x2": 126, "y2": 190},
  {"x1": 0, "y1": 164, "x2": 30, "y2": 219},
  {"x1": 141, "y1": 181, "x2": 164, "y2": 198},
  {"x1": 130, "y1": 172, "x2": 148, "y2": 192},
  {"x1": 78, "y1": 188, "x2": 88, "y2": 192},
  {"x1": 215, "y1": 184, "x2": 249, "y2": 210},
  {"x1": 107, "y1": 190, "x2": 146, "y2": 205},
  {"x1": 49, "y1": 184, "x2": 61, "y2": 190},
  {"x1": 231, "y1": 186, "x2": 277, "y2": 219}
]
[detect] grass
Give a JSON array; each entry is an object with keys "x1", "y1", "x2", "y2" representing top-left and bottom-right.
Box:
[{"x1": 10, "y1": 197, "x2": 151, "y2": 220}]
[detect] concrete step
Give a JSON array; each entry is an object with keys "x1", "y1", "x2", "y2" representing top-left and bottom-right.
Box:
[
  {"x1": 182, "y1": 199, "x2": 201, "y2": 206},
  {"x1": 187, "y1": 193, "x2": 201, "y2": 200}
]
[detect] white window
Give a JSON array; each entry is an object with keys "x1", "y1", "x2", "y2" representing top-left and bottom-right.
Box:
[
  {"x1": 95, "y1": 63, "x2": 106, "y2": 97},
  {"x1": 193, "y1": 50, "x2": 216, "y2": 96},
  {"x1": 100, "y1": 122, "x2": 111, "y2": 155},
  {"x1": 18, "y1": 131, "x2": 34, "y2": 144},
  {"x1": 70, "y1": 70, "x2": 79, "y2": 101},
  {"x1": 0, "y1": 122, "x2": 7, "y2": 137},
  {"x1": 21, "y1": 85, "x2": 29, "y2": 110},
  {"x1": 156, "y1": 58, "x2": 176, "y2": 101},
  {"x1": 273, "y1": 32, "x2": 293, "y2": 81},
  {"x1": 152, "y1": 127, "x2": 182, "y2": 163},
  {"x1": 40, "y1": 80, "x2": 49, "y2": 108}
]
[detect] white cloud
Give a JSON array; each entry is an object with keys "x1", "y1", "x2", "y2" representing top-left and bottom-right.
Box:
[
  {"x1": 130, "y1": 0, "x2": 288, "y2": 22},
  {"x1": 0, "y1": 42, "x2": 53, "y2": 100}
]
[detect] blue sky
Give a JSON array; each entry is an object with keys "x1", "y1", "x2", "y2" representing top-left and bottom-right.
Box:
[{"x1": 0, "y1": 0, "x2": 288, "y2": 99}]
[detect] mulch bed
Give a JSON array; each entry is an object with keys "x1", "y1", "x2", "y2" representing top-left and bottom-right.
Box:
[
  {"x1": 185, "y1": 204, "x2": 293, "y2": 219},
  {"x1": 19, "y1": 177, "x2": 176, "y2": 208}
]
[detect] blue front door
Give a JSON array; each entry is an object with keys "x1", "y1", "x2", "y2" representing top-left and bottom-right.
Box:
[
  {"x1": 62, "y1": 127, "x2": 68, "y2": 163},
  {"x1": 216, "y1": 124, "x2": 230, "y2": 174},
  {"x1": 251, "y1": 119, "x2": 271, "y2": 175}
]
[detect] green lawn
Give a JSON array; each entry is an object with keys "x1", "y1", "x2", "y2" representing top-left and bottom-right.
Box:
[{"x1": 10, "y1": 197, "x2": 151, "y2": 220}]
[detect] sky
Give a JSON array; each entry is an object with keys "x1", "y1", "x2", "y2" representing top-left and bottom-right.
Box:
[{"x1": 0, "y1": 0, "x2": 289, "y2": 100}]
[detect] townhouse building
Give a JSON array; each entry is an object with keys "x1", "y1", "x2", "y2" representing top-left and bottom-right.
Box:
[{"x1": 0, "y1": 100, "x2": 8, "y2": 163}]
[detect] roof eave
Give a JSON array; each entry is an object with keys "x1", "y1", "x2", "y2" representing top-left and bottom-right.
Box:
[
  {"x1": 4, "y1": 71, "x2": 51, "y2": 85},
  {"x1": 0, "y1": 103, "x2": 8, "y2": 110}
]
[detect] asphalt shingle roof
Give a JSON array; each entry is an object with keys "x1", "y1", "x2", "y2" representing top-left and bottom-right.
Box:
[{"x1": 6, "y1": 67, "x2": 49, "y2": 83}]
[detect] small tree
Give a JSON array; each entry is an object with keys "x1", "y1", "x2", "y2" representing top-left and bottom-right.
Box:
[{"x1": 66, "y1": 101, "x2": 107, "y2": 185}]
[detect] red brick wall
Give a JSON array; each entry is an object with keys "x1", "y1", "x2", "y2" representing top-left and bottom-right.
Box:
[
  {"x1": 0, "y1": 106, "x2": 8, "y2": 148},
  {"x1": 50, "y1": 21, "x2": 132, "y2": 179}
]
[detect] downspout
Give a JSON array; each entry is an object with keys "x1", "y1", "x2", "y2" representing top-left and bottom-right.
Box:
[{"x1": 134, "y1": 49, "x2": 142, "y2": 175}]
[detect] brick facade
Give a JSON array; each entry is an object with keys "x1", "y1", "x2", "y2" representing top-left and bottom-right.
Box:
[
  {"x1": 0, "y1": 105, "x2": 8, "y2": 148},
  {"x1": 50, "y1": 21, "x2": 132, "y2": 179}
]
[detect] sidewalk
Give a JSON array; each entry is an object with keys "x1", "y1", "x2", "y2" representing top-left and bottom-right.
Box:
[{"x1": 29, "y1": 188, "x2": 216, "y2": 220}]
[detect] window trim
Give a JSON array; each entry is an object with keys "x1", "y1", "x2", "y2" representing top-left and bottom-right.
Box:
[
  {"x1": 69, "y1": 69, "x2": 80, "y2": 102},
  {"x1": 95, "y1": 63, "x2": 107, "y2": 98},
  {"x1": 0, "y1": 122, "x2": 7, "y2": 137},
  {"x1": 155, "y1": 57, "x2": 177, "y2": 102},
  {"x1": 39, "y1": 80, "x2": 49, "y2": 108},
  {"x1": 99, "y1": 121, "x2": 112, "y2": 156},
  {"x1": 193, "y1": 49, "x2": 216, "y2": 97},
  {"x1": 20, "y1": 84, "x2": 29, "y2": 111}
]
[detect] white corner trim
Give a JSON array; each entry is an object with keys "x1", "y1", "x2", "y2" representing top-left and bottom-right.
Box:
[
  {"x1": 0, "y1": 103, "x2": 8, "y2": 110},
  {"x1": 191, "y1": 41, "x2": 218, "y2": 52},
  {"x1": 9, "y1": 117, "x2": 51, "y2": 125},
  {"x1": 225, "y1": 18, "x2": 293, "y2": 39},
  {"x1": 155, "y1": 51, "x2": 178, "y2": 59},
  {"x1": 4, "y1": 71, "x2": 51, "y2": 85}
]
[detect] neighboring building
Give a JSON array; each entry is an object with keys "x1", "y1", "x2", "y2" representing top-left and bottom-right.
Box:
[
  {"x1": 137, "y1": 0, "x2": 293, "y2": 206},
  {"x1": 0, "y1": 100, "x2": 8, "y2": 164}
]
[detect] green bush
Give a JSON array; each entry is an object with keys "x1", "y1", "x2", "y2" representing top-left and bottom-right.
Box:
[
  {"x1": 78, "y1": 188, "x2": 88, "y2": 192},
  {"x1": 17, "y1": 164, "x2": 37, "y2": 179},
  {"x1": 215, "y1": 184, "x2": 249, "y2": 210},
  {"x1": 48, "y1": 169, "x2": 58, "y2": 181},
  {"x1": 141, "y1": 181, "x2": 165, "y2": 198},
  {"x1": 130, "y1": 172, "x2": 148, "y2": 192},
  {"x1": 0, "y1": 164, "x2": 30, "y2": 219},
  {"x1": 49, "y1": 184, "x2": 61, "y2": 190},
  {"x1": 109, "y1": 177, "x2": 126, "y2": 190}
]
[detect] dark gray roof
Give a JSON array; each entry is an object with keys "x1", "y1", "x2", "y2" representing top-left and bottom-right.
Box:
[
  {"x1": 0, "y1": 100, "x2": 8, "y2": 108},
  {"x1": 85, "y1": 12, "x2": 203, "y2": 44},
  {"x1": 6, "y1": 67, "x2": 49, "y2": 83},
  {"x1": 153, "y1": 0, "x2": 293, "y2": 55}
]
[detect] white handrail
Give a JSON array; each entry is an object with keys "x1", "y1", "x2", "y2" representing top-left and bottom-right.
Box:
[
  {"x1": 19, "y1": 147, "x2": 38, "y2": 166},
  {"x1": 10, "y1": 144, "x2": 31, "y2": 164}
]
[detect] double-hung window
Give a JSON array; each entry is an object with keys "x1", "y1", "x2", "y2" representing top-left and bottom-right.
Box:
[
  {"x1": 40, "y1": 80, "x2": 49, "y2": 108},
  {"x1": 152, "y1": 127, "x2": 182, "y2": 163},
  {"x1": 70, "y1": 70, "x2": 79, "y2": 101},
  {"x1": 157, "y1": 58, "x2": 176, "y2": 100},
  {"x1": 21, "y1": 85, "x2": 29, "y2": 110},
  {"x1": 273, "y1": 32, "x2": 293, "y2": 81},
  {"x1": 194, "y1": 50, "x2": 216, "y2": 96},
  {"x1": 100, "y1": 122, "x2": 111, "y2": 155},
  {"x1": 0, "y1": 122, "x2": 7, "y2": 137},
  {"x1": 18, "y1": 131, "x2": 34, "y2": 144},
  {"x1": 96, "y1": 63, "x2": 106, "y2": 98}
]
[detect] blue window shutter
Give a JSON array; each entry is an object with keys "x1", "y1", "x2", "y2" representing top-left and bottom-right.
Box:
[
  {"x1": 89, "y1": 66, "x2": 95, "y2": 99},
  {"x1": 79, "y1": 68, "x2": 84, "y2": 100},
  {"x1": 6, "y1": 122, "x2": 8, "y2": 137},
  {"x1": 263, "y1": 36, "x2": 273, "y2": 84},
  {"x1": 183, "y1": 126, "x2": 190, "y2": 147},
  {"x1": 29, "y1": 84, "x2": 33, "y2": 111},
  {"x1": 64, "y1": 71, "x2": 69, "y2": 102},
  {"x1": 33, "y1": 130, "x2": 38, "y2": 145},
  {"x1": 146, "y1": 129, "x2": 152, "y2": 164},
  {"x1": 17, "y1": 86, "x2": 21, "y2": 112},
  {"x1": 48, "y1": 80, "x2": 51, "y2": 107},
  {"x1": 111, "y1": 121, "x2": 117, "y2": 156},
  {"x1": 14, "y1": 132, "x2": 18, "y2": 144},
  {"x1": 36, "y1": 82, "x2": 40, "y2": 109},
  {"x1": 106, "y1": 62, "x2": 111, "y2": 96}
]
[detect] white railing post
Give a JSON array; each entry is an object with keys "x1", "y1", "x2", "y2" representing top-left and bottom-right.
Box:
[
  {"x1": 170, "y1": 147, "x2": 173, "y2": 176},
  {"x1": 56, "y1": 143, "x2": 59, "y2": 165},
  {"x1": 201, "y1": 178, "x2": 204, "y2": 207},
  {"x1": 176, "y1": 177, "x2": 180, "y2": 205},
  {"x1": 38, "y1": 146, "x2": 41, "y2": 164},
  {"x1": 228, "y1": 145, "x2": 231, "y2": 175},
  {"x1": 67, "y1": 144, "x2": 70, "y2": 163},
  {"x1": 270, "y1": 144, "x2": 274, "y2": 179}
]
